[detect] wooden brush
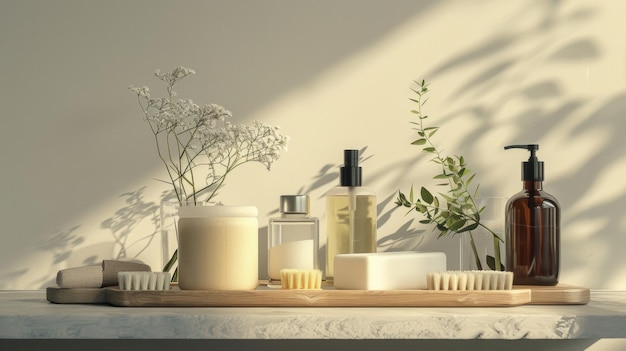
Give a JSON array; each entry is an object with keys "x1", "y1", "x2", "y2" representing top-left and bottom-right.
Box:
[
  {"x1": 427, "y1": 270, "x2": 514, "y2": 291},
  {"x1": 280, "y1": 269, "x2": 322, "y2": 290}
]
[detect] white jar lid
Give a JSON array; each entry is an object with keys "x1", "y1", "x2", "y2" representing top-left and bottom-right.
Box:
[{"x1": 178, "y1": 204, "x2": 258, "y2": 218}]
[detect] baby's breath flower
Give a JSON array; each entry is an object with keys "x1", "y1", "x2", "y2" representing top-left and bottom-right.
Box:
[
  {"x1": 130, "y1": 66, "x2": 289, "y2": 206},
  {"x1": 129, "y1": 85, "x2": 151, "y2": 98}
]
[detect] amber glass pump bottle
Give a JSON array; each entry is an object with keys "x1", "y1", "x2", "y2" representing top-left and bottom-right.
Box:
[{"x1": 504, "y1": 144, "x2": 560, "y2": 286}]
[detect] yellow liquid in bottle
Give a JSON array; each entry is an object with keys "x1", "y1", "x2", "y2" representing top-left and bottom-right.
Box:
[{"x1": 325, "y1": 193, "x2": 377, "y2": 281}]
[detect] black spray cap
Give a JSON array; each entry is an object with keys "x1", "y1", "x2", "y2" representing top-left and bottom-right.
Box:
[
  {"x1": 504, "y1": 144, "x2": 544, "y2": 181},
  {"x1": 340, "y1": 149, "x2": 362, "y2": 186}
]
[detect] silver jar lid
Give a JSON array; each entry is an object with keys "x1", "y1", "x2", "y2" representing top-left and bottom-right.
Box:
[{"x1": 279, "y1": 195, "x2": 310, "y2": 214}]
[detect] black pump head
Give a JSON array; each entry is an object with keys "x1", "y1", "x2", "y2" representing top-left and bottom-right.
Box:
[
  {"x1": 340, "y1": 149, "x2": 362, "y2": 186},
  {"x1": 504, "y1": 144, "x2": 544, "y2": 181}
]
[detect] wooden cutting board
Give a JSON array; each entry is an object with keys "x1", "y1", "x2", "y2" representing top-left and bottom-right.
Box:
[{"x1": 47, "y1": 283, "x2": 590, "y2": 307}]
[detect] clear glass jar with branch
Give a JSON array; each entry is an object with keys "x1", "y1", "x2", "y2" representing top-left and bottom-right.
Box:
[{"x1": 395, "y1": 80, "x2": 504, "y2": 271}]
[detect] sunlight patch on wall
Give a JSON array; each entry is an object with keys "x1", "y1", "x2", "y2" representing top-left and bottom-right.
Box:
[{"x1": 568, "y1": 156, "x2": 626, "y2": 217}]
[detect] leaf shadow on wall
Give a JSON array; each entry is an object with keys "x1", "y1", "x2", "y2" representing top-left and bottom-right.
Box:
[
  {"x1": 33, "y1": 225, "x2": 86, "y2": 288},
  {"x1": 550, "y1": 94, "x2": 626, "y2": 287},
  {"x1": 31, "y1": 187, "x2": 176, "y2": 288},
  {"x1": 100, "y1": 186, "x2": 163, "y2": 261},
  {"x1": 387, "y1": 2, "x2": 624, "y2": 286}
]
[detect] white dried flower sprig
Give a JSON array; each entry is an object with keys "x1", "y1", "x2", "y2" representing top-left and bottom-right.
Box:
[{"x1": 129, "y1": 66, "x2": 289, "y2": 206}]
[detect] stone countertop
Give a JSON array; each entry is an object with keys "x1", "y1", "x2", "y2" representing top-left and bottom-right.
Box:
[{"x1": 0, "y1": 290, "x2": 625, "y2": 339}]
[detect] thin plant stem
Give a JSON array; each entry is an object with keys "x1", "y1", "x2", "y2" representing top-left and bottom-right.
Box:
[{"x1": 468, "y1": 231, "x2": 483, "y2": 270}]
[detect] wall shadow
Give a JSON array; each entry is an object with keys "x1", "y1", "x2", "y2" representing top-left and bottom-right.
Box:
[
  {"x1": 387, "y1": 1, "x2": 624, "y2": 286},
  {"x1": 33, "y1": 225, "x2": 85, "y2": 288},
  {"x1": 100, "y1": 186, "x2": 161, "y2": 260}
]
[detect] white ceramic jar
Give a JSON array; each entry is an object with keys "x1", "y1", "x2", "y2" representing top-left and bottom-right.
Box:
[{"x1": 177, "y1": 204, "x2": 259, "y2": 290}]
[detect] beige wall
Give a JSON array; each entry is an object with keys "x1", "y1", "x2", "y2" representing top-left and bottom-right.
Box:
[{"x1": 1, "y1": 0, "x2": 625, "y2": 297}]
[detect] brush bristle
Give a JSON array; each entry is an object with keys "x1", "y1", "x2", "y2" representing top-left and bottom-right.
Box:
[
  {"x1": 280, "y1": 269, "x2": 322, "y2": 289},
  {"x1": 426, "y1": 270, "x2": 513, "y2": 290},
  {"x1": 118, "y1": 271, "x2": 171, "y2": 291}
]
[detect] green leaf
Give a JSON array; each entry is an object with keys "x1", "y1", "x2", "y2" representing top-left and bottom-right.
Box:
[
  {"x1": 409, "y1": 186, "x2": 414, "y2": 203},
  {"x1": 473, "y1": 211, "x2": 481, "y2": 223},
  {"x1": 423, "y1": 126, "x2": 439, "y2": 137},
  {"x1": 465, "y1": 173, "x2": 476, "y2": 187},
  {"x1": 414, "y1": 203, "x2": 427, "y2": 212},
  {"x1": 421, "y1": 187, "x2": 434, "y2": 204},
  {"x1": 438, "y1": 231, "x2": 449, "y2": 239},
  {"x1": 419, "y1": 219, "x2": 431, "y2": 225},
  {"x1": 487, "y1": 255, "x2": 505, "y2": 271},
  {"x1": 439, "y1": 193, "x2": 455, "y2": 203},
  {"x1": 473, "y1": 183, "x2": 481, "y2": 199},
  {"x1": 396, "y1": 191, "x2": 411, "y2": 207},
  {"x1": 457, "y1": 222, "x2": 479, "y2": 233},
  {"x1": 449, "y1": 205, "x2": 463, "y2": 216},
  {"x1": 448, "y1": 218, "x2": 466, "y2": 231},
  {"x1": 397, "y1": 191, "x2": 407, "y2": 202},
  {"x1": 412, "y1": 138, "x2": 427, "y2": 145},
  {"x1": 423, "y1": 147, "x2": 436, "y2": 153}
]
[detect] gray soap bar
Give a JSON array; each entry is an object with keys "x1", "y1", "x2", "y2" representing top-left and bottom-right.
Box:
[
  {"x1": 102, "y1": 260, "x2": 151, "y2": 286},
  {"x1": 56, "y1": 260, "x2": 152, "y2": 288},
  {"x1": 56, "y1": 265, "x2": 103, "y2": 289}
]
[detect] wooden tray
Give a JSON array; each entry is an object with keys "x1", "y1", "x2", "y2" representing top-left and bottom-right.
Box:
[
  {"x1": 47, "y1": 287, "x2": 108, "y2": 304},
  {"x1": 106, "y1": 286, "x2": 532, "y2": 307},
  {"x1": 517, "y1": 283, "x2": 590, "y2": 305},
  {"x1": 47, "y1": 283, "x2": 590, "y2": 307}
]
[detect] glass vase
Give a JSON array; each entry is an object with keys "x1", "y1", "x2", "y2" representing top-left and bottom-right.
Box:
[
  {"x1": 160, "y1": 200, "x2": 207, "y2": 281},
  {"x1": 459, "y1": 197, "x2": 506, "y2": 271},
  {"x1": 160, "y1": 200, "x2": 182, "y2": 280}
]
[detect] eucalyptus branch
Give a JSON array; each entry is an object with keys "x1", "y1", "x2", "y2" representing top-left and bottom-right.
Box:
[{"x1": 395, "y1": 79, "x2": 504, "y2": 271}]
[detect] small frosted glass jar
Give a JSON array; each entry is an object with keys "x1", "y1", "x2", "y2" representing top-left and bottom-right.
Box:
[
  {"x1": 267, "y1": 195, "x2": 319, "y2": 287},
  {"x1": 177, "y1": 204, "x2": 258, "y2": 290}
]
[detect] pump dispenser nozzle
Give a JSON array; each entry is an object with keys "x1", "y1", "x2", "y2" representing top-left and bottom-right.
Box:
[
  {"x1": 340, "y1": 149, "x2": 362, "y2": 186},
  {"x1": 504, "y1": 144, "x2": 543, "y2": 181}
]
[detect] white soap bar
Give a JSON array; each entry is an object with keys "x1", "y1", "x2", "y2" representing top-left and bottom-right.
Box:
[{"x1": 333, "y1": 251, "x2": 447, "y2": 290}]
